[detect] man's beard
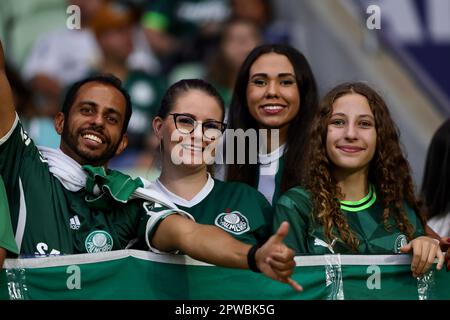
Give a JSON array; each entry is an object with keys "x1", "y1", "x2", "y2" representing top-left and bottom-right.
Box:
[{"x1": 62, "y1": 122, "x2": 122, "y2": 166}]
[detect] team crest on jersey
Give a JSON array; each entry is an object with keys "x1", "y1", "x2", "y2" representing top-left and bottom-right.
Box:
[
  {"x1": 394, "y1": 234, "x2": 408, "y2": 253},
  {"x1": 214, "y1": 211, "x2": 250, "y2": 235},
  {"x1": 85, "y1": 230, "x2": 113, "y2": 253}
]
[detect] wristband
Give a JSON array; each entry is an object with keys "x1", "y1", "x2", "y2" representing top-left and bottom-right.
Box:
[{"x1": 247, "y1": 244, "x2": 262, "y2": 273}]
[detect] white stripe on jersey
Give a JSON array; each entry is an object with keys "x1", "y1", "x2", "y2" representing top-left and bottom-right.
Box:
[{"x1": 15, "y1": 177, "x2": 27, "y2": 252}]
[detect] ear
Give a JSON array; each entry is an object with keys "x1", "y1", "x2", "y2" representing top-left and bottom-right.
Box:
[
  {"x1": 152, "y1": 116, "x2": 164, "y2": 140},
  {"x1": 115, "y1": 133, "x2": 128, "y2": 156},
  {"x1": 54, "y1": 112, "x2": 65, "y2": 135}
]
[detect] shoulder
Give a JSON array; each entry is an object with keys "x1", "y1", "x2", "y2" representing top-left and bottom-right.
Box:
[
  {"x1": 277, "y1": 186, "x2": 311, "y2": 208},
  {"x1": 213, "y1": 179, "x2": 267, "y2": 201}
]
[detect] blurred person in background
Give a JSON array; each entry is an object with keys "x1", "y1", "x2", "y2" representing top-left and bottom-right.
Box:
[
  {"x1": 21, "y1": 0, "x2": 158, "y2": 124},
  {"x1": 5, "y1": 62, "x2": 59, "y2": 147},
  {"x1": 141, "y1": 0, "x2": 231, "y2": 73},
  {"x1": 169, "y1": 18, "x2": 262, "y2": 110},
  {"x1": 230, "y1": 0, "x2": 291, "y2": 44},
  {"x1": 205, "y1": 18, "x2": 262, "y2": 109},
  {"x1": 421, "y1": 119, "x2": 450, "y2": 238},
  {"x1": 89, "y1": 1, "x2": 165, "y2": 178},
  {"x1": 22, "y1": 0, "x2": 105, "y2": 119}
]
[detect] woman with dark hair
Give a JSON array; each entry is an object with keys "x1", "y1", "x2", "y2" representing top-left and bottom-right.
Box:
[
  {"x1": 224, "y1": 44, "x2": 318, "y2": 205},
  {"x1": 273, "y1": 82, "x2": 443, "y2": 277},
  {"x1": 151, "y1": 79, "x2": 273, "y2": 246},
  {"x1": 421, "y1": 119, "x2": 450, "y2": 237}
]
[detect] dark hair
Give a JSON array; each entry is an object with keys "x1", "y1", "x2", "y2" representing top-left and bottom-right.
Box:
[
  {"x1": 157, "y1": 78, "x2": 225, "y2": 120},
  {"x1": 304, "y1": 82, "x2": 427, "y2": 251},
  {"x1": 61, "y1": 74, "x2": 132, "y2": 135},
  {"x1": 421, "y1": 119, "x2": 450, "y2": 219},
  {"x1": 226, "y1": 43, "x2": 319, "y2": 192}
]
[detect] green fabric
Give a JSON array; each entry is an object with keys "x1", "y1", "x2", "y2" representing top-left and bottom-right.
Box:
[
  {"x1": 272, "y1": 155, "x2": 285, "y2": 205},
  {"x1": 274, "y1": 187, "x2": 424, "y2": 255},
  {"x1": 0, "y1": 120, "x2": 164, "y2": 255},
  {"x1": 176, "y1": 179, "x2": 272, "y2": 245},
  {"x1": 83, "y1": 165, "x2": 144, "y2": 210},
  {"x1": 0, "y1": 176, "x2": 18, "y2": 255},
  {"x1": 1, "y1": 250, "x2": 448, "y2": 300}
]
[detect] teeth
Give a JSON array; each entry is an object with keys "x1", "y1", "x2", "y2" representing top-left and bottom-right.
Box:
[
  {"x1": 83, "y1": 134, "x2": 102, "y2": 144},
  {"x1": 263, "y1": 105, "x2": 283, "y2": 110}
]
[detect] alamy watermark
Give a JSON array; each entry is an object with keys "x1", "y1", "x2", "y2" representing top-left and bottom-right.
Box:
[
  {"x1": 169, "y1": 128, "x2": 281, "y2": 176},
  {"x1": 366, "y1": 5, "x2": 381, "y2": 30},
  {"x1": 66, "y1": 5, "x2": 81, "y2": 30}
]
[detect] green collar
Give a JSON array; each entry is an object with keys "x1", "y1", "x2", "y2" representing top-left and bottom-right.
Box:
[{"x1": 340, "y1": 184, "x2": 377, "y2": 212}]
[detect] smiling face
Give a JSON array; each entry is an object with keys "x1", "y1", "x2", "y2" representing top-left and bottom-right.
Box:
[
  {"x1": 55, "y1": 82, "x2": 128, "y2": 166},
  {"x1": 153, "y1": 89, "x2": 224, "y2": 170},
  {"x1": 326, "y1": 93, "x2": 377, "y2": 176},
  {"x1": 246, "y1": 52, "x2": 300, "y2": 141}
]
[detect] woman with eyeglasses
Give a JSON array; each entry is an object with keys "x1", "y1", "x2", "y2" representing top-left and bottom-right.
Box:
[{"x1": 151, "y1": 79, "x2": 273, "y2": 245}]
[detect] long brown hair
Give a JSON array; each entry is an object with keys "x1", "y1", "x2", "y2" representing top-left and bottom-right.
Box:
[
  {"x1": 304, "y1": 82, "x2": 427, "y2": 251},
  {"x1": 226, "y1": 44, "x2": 318, "y2": 192}
]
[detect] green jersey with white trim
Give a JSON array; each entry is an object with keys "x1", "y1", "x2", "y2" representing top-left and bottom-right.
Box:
[
  {"x1": 273, "y1": 185, "x2": 424, "y2": 254},
  {"x1": 0, "y1": 116, "x2": 175, "y2": 256},
  {"x1": 154, "y1": 175, "x2": 272, "y2": 245},
  {"x1": 0, "y1": 175, "x2": 18, "y2": 255}
]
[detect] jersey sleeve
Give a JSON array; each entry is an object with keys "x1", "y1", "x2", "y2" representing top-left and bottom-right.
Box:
[
  {"x1": 0, "y1": 176, "x2": 18, "y2": 255},
  {"x1": 273, "y1": 188, "x2": 312, "y2": 254},
  {"x1": 139, "y1": 201, "x2": 195, "y2": 254},
  {"x1": 0, "y1": 114, "x2": 43, "y2": 186}
]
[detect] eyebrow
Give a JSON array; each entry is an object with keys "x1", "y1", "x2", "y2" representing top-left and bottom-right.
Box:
[
  {"x1": 79, "y1": 100, "x2": 123, "y2": 118},
  {"x1": 177, "y1": 113, "x2": 221, "y2": 122},
  {"x1": 249, "y1": 72, "x2": 296, "y2": 79},
  {"x1": 331, "y1": 112, "x2": 374, "y2": 118}
]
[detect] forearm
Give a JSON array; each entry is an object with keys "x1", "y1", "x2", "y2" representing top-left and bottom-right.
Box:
[
  {"x1": 152, "y1": 215, "x2": 251, "y2": 269},
  {"x1": 0, "y1": 248, "x2": 6, "y2": 268},
  {"x1": 0, "y1": 40, "x2": 17, "y2": 137}
]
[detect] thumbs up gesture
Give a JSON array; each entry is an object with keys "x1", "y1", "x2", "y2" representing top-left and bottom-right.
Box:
[{"x1": 254, "y1": 221, "x2": 303, "y2": 291}]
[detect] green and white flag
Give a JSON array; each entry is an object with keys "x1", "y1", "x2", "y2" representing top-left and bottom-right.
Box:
[{"x1": 1, "y1": 250, "x2": 449, "y2": 300}]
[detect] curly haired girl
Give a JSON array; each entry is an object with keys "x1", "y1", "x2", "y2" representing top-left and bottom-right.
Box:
[{"x1": 273, "y1": 82, "x2": 444, "y2": 277}]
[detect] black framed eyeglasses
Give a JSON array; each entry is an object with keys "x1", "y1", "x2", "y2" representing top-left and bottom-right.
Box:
[{"x1": 170, "y1": 113, "x2": 226, "y2": 139}]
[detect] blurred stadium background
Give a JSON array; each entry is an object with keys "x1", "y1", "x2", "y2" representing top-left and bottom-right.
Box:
[{"x1": 0, "y1": 0, "x2": 448, "y2": 187}]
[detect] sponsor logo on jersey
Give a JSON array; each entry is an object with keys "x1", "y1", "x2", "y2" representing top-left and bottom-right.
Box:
[
  {"x1": 313, "y1": 237, "x2": 336, "y2": 254},
  {"x1": 143, "y1": 201, "x2": 165, "y2": 216},
  {"x1": 70, "y1": 215, "x2": 81, "y2": 230},
  {"x1": 214, "y1": 211, "x2": 250, "y2": 235},
  {"x1": 85, "y1": 230, "x2": 113, "y2": 253},
  {"x1": 394, "y1": 234, "x2": 408, "y2": 253}
]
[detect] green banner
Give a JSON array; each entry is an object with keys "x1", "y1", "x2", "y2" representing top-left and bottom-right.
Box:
[{"x1": 1, "y1": 250, "x2": 449, "y2": 300}]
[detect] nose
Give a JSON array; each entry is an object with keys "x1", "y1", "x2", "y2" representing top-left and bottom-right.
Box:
[
  {"x1": 89, "y1": 112, "x2": 105, "y2": 127},
  {"x1": 191, "y1": 121, "x2": 204, "y2": 142},
  {"x1": 265, "y1": 80, "x2": 279, "y2": 98},
  {"x1": 344, "y1": 123, "x2": 358, "y2": 140}
]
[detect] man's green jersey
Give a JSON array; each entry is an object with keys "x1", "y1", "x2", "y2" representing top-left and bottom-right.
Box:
[
  {"x1": 0, "y1": 175, "x2": 18, "y2": 256},
  {"x1": 154, "y1": 174, "x2": 272, "y2": 245},
  {"x1": 273, "y1": 185, "x2": 424, "y2": 254},
  {"x1": 0, "y1": 115, "x2": 177, "y2": 256}
]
